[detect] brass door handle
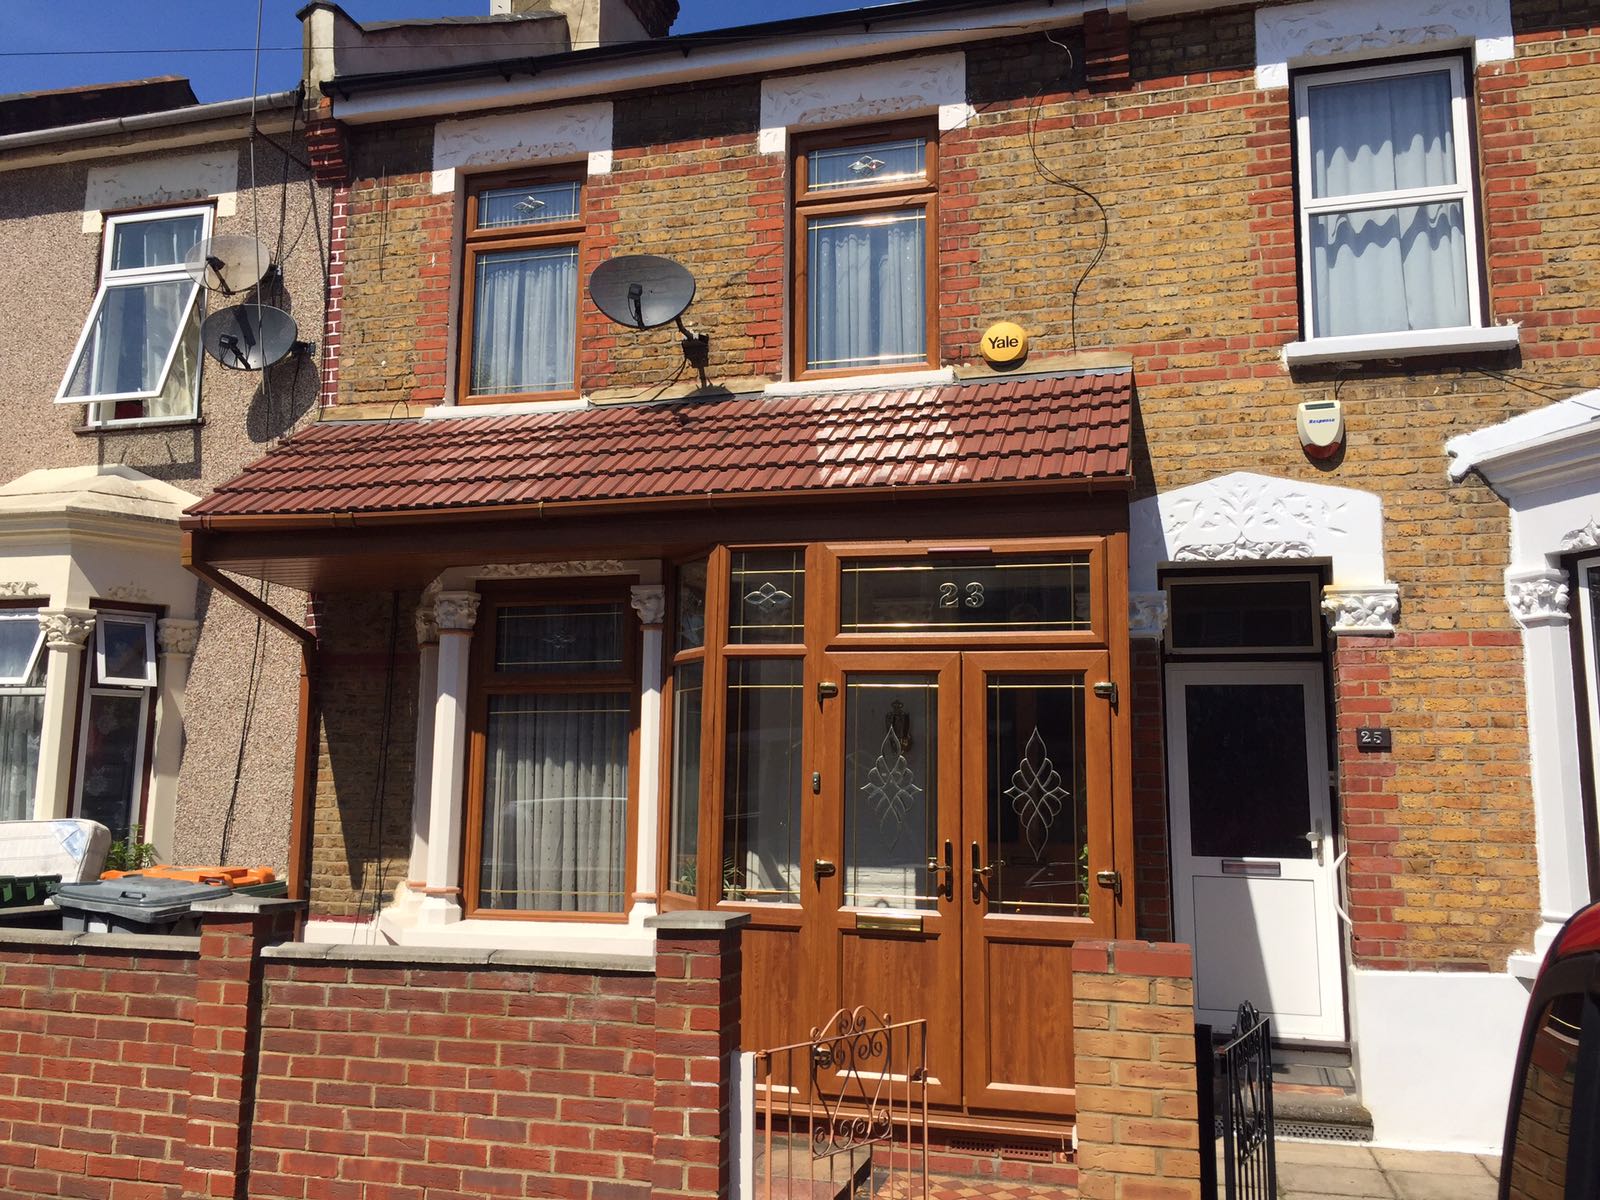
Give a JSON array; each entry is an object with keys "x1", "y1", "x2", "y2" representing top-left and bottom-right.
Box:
[
  {"x1": 970, "y1": 841, "x2": 993, "y2": 901},
  {"x1": 813, "y1": 858, "x2": 837, "y2": 881}
]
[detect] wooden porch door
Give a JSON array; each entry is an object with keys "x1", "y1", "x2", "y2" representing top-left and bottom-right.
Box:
[{"x1": 811, "y1": 650, "x2": 1115, "y2": 1115}]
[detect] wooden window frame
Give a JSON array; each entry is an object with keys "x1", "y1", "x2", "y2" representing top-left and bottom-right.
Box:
[
  {"x1": 792, "y1": 120, "x2": 940, "y2": 381},
  {"x1": 457, "y1": 168, "x2": 586, "y2": 406},
  {"x1": 462, "y1": 580, "x2": 641, "y2": 922}
]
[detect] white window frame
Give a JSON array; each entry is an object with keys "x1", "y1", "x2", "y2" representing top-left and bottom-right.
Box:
[
  {"x1": 94, "y1": 613, "x2": 158, "y2": 689},
  {"x1": 1293, "y1": 56, "x2": 1484, "y2": 346},
  {"x1": 71, "y1": 611, "x2": 156, "y2": 837},
  {"x1": 54, "y1": 204, "x2": 213, "y2": 426},
  {"x1": 1575, "y1": 557, "x2": 1600, "y2": 843},
  {"x1": 0, "y1": 610, "x2": 46, "y2": 686}
]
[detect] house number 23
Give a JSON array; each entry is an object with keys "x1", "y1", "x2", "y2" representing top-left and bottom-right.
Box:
[{"x1": 938, "y1": 582, "x2": 986, "y2": 609}]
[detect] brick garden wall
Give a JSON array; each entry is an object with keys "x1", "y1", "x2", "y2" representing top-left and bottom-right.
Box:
[{"x1": 0, "y1": 906, "x2": 746, "y2": 1200}]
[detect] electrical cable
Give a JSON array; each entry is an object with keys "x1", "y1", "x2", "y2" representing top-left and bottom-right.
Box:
[{"x1": 1025, "y1": 32, "x2": 1109, "y2": 354}]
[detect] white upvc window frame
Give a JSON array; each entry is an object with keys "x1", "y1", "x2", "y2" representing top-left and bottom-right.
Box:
[
  {"x1": 94, "y1": 613, "x2": 158, "y2": 689},
  {"x1": 1292, "y1": 55, "x2": 1488, "y2": 352},
  {"x1": 1574, "y1": 556, "x2": 1600, "y2": 845},
  {"x1": 71, "y1": 611, "x2": 156, "y2": 838},
  {"x1": 54, "y1": 204, "x2": 213, "y2": 427},
  {"x1": 0, "y1": 610, "x2": 46, "y2": 687}
]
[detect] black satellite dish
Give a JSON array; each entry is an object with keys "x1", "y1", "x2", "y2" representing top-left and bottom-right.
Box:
[
  {"x1": 201, "y1": 304, "x2": 299, "y2": 370},
  {"x1": 589, "y1": 254, "x2": 697, "y2": 330}
]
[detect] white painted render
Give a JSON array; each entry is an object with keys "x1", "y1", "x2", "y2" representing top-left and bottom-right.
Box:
[
  {"x1": 81, "y1": 149, "x2": 239, "y2": 233},
  {"x1": 431, "y1": 100, "x2": 616, "y2": 193},
  {"x1": 1255, "y1": 0, "x2": 1515, "y2": 90},
  {"x1": 1349, "y1": 967, "x2": 1528, "y2": 1151},
  {"x1": 756, "y1": 51, "x2": 973, "y2": 154}
]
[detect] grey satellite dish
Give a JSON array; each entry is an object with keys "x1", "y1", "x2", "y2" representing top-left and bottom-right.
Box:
[
  {"x1": 201, "y1": 304, "x2": 298, "y2": 370},
  {"x1": 589, "y1": 254, "x2": 697, "y2": 330},
  {"x1": 185, "y1": 235, "x2": 271, "y2": 296}
]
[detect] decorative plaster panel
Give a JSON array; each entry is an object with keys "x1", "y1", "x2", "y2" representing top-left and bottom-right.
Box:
[
  {"x1": 1321, "y1": 585, "x2": 1400, "y2": 636},
  {"x1": 1129, "y1": 472, "x2": 1388, "y2": 593},
  {"x1": 1129, "y1": 593, "x2": 1169, "y2": 640},
  {"x1": 83, "y1": 151, "x2": 239, "y2": 232},
  {"x1": 475, "y1": 560, "x2": 626, "y2": 580},
  {"x1": 629, "y1": 585, "x2": 666, "y2": 626},
  {"x1": 432, "y1": 102, "x2": 614, "y2": 193},
  {"x1": 1507, "y1": 568, "x2": 1570, "y2": 628},
  {"x1": 0, "y1": 581, "x2": 42, "y2": 599},
  {"x1": 1562, "y1": 518, "x2": 1600, "y2": 555},
  {"x1": 1255, "y1": 0, "x2": 1513, "y2": 89},
  {"x1": 758, "y1": 52, "x2": 971, "y2": 154}
]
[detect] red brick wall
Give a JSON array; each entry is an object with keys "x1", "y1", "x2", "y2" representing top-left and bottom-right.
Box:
[
  {"x1": 0, "y1": 909, "x2": 746, "y2": 1200},
  {"x1": 0, "y1": 936, "x2": 197, "y2": 1200}
]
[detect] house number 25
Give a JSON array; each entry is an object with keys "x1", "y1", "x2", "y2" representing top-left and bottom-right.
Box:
[{"x1": 938, "y1": 582, "x2": 986, "y2": 609}]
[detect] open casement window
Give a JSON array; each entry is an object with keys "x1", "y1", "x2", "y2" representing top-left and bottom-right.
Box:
[
  {"x1": 56, "y1": 206, "x2": 211, "y2": 425},
  {"x1": 459, "y1": 174, "x2": 584, "y2": 403},
  {"x1": 73, "y1": 612, "x2": 156, "y2": 841},
  {"x1": 464, "y1": 587, "x2": 640, "y2": 918},
  {"x1": 1294, "y1": 57, "x2": 1484, "y2": 341},
  {"x1": 794, "y1": 124, "x2": 938, "y2": 379},
  {"x1": 0, "y1": 609, "x2": 47, "y2": 823}
]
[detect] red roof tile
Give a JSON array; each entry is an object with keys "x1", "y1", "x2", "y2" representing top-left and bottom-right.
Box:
[{"x1": 185, "y1": 371, "x2": 1133, "y2": 523}]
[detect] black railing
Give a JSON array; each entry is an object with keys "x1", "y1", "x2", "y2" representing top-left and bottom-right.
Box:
[{"x1": 1196, "y1": 1003, "x2": 1276, "y2": 1200}]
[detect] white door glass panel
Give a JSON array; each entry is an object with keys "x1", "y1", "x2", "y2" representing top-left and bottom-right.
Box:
[
  {"x1": 1168, "y1": 662, "x2": 1345, "y2": 1042},
  {"x1": 470, "y1": 244, "x2": 578, "y2": 395},
  {"x1": 807, "y1": 209, "x2": 926, "y2": 371}
]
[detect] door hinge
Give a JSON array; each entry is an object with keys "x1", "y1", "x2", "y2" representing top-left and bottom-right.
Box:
[
  {"x1": 1092, "y1": 681, "x2": 1118, "y2": 707},
  {"x1": 1095, "y1": 869, "x2": 1123, "y2": 902}
]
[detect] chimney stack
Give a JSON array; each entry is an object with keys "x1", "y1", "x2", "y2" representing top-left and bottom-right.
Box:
[{"x1": 489, "y1": 0, "x2": 678, "y2": 46}]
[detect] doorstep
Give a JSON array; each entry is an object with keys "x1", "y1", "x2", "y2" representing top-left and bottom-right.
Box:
[{"x1": 1269, "y1": 1044, "x2": 1374, "y2": 1143}]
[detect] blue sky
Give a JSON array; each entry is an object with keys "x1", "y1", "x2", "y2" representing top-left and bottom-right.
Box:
[{"x1": 0, "y1": 1, "x2": 864, "y2": 103}]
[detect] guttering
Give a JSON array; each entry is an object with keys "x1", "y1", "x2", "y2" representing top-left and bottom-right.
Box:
[
  {"x1": 325, "y1": 0, "x2": 1222, "y2": 125},
  {"x1": 0, "y1": 89, "x2": 302, "y2": 168},
  {"x1": 183, "y1": 471, "x2": 1135, "y2": 537}
]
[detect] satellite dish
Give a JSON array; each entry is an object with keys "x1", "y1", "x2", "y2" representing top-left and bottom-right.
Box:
[
  {"x1": 588, "y1": 254, "x2": 696, "y2": 330},
  {"x1": 201, "y1": 304, "x2": 299, "y2": 370},
  {"x1": 184, "y1": 235, "x2": 271, "y2": 296}
]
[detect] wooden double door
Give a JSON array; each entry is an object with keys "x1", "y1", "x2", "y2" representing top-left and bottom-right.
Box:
[{"x1": 745, "y1": 649, "x2": 1119, "y2": 1121}]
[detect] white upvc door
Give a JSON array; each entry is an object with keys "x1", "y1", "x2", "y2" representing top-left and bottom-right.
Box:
[{"x1": 1167, "y1": 662, "x2": 1346, "y2": 1043}]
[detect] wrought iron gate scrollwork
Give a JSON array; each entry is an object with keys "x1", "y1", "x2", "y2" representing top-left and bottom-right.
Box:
[
  {"x1": 1199, "y1": 1002, "x2": 1278, "y2": 1200},
  {"x1": 808, "y1": 1006, "x2": 903, "y2": 1156}
]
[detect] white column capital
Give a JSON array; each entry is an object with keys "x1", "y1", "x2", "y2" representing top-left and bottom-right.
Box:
[
  {"x1": 1507, "y1": 567, "x2": 1570, "y2": 629},
  {"x1": 38, "y1": 607, "x2": 95, "y2": 649},
  {"x1": 156, "y1": 618, "x2": 200, "y2": 657},
  {"x1": 433, "y1": 590, "x2": 481, "y2": 632},
  {"x1": 1321, "y1": 583, "x2": 1400, "y2": 636},
  {"x1": 630, "y1": 584, "x2": 666, "y2": 627},
  {"x1": 1129, "y1": 592, "x2": 1169, "y2": 640}
]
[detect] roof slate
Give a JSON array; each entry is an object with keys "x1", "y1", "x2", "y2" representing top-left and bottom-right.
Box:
[{"x1": 185, "y1": 371, "x2": 1133, "y2": 523}]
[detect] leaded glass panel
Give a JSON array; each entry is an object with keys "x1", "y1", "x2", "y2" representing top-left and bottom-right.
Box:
[{"x1": 844, "y1": 674, "x2": 938, "y2": 911}]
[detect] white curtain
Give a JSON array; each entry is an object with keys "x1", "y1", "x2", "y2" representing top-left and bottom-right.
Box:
[
  {"x1": 471, "y1": 246, "x2": 578, "y2": 395},
  {"x1": 480, "y1": 693, "x2": 629, "y2": 912},
  {"x1": 807, "y1": 211, "x2": 926, "y2": 371},
  {"x1": 0, "y1": 693, "x2": 43, "y2": 822},
  {"x1": 1306, "y1": 70, "x2": 1469, "y2": 337}
]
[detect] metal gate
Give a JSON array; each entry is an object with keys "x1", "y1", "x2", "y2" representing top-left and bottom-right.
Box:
[
  {"x1": 1197, "y1": 1002, "x2": 1277, "y2": 1200},
  {"x1": 752, "y1": 1007, "x2": 929, "y2": 1200}
]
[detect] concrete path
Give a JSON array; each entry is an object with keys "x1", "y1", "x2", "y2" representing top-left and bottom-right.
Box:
[{"x1": 1276, "y1": 1140, "x2": 1501, "y2": 1200}]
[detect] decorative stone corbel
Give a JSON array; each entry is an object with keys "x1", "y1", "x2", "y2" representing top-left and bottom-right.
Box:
[
  {"x1": 630, "y1": 584, "x2": 666, "y2": 627},
  {"x1": 1320, "y1": 584, "x2": 1400, "y2": 636},
  {"x1": 1507, "y1": 568, "x2": 1571, "y2": 629},
  {"x1": 1129, "y1": 592, "x2": 1169, "y2": 640},
  {"x1": 38, "y1": 608, "x2": 95, "y2": 648},
  {"x1": 156, "y1": 619, "x2": 200, "y2": 657}
]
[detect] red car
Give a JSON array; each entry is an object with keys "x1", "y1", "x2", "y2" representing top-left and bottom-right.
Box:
[{"x1": 1501, "y1": 904, "x2": 1600, "y2": 1199}]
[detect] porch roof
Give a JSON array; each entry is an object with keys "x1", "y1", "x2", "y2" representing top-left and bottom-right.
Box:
[{"x1": 183, "y1": 369, "x2": 1133, "y2": 527}]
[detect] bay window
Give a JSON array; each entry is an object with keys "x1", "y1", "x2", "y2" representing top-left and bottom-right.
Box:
[
  {"x1": 1295, "y1": 57, "x2": 1483, "y2": 343},
  {"x1": 0, "y1": 609, "x2": 46, "y2": 822},
  {"x1": 795, "y1": 125, "x2": 937, "y2": 378},
  {"x1": 73, "y1": 611, "x2": 158, "y2": 839}
]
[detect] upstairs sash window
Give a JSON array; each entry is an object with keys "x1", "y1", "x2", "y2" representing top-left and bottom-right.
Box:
[
  {"x1": 1295, "y1": 58, "x2": 1482, "y2": 340},
  {"x1": 56, "y1": 208, "x2": 211, "y2": 424}
]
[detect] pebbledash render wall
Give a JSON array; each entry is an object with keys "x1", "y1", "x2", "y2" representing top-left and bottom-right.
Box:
[
  {"x1": 312, "y1": 1, "x2": 1600, "y2": 973},
  {"x1": 0, "y1": 121, "x2": 329, "y2": 870}
]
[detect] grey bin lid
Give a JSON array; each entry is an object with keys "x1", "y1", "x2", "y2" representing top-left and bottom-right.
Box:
[{"x1": 54, "y1": 877, "x2": 231, "y2": 923}]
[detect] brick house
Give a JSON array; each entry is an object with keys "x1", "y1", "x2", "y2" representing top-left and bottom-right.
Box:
[
  {"x1": 0, "y1": 79, "x2": 323, "y2": 865},
  {"x1": 173, "y1": 0, "x2": 1600, "y2": 1162}
]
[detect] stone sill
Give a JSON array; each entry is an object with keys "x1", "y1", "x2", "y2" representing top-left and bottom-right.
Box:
[
  {"x1": 1284, "y1": 325, "x2": 1521, "y2": 368},
  {"x1": 73, "y1": 417, "x2": 205, "y2": 437}
]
